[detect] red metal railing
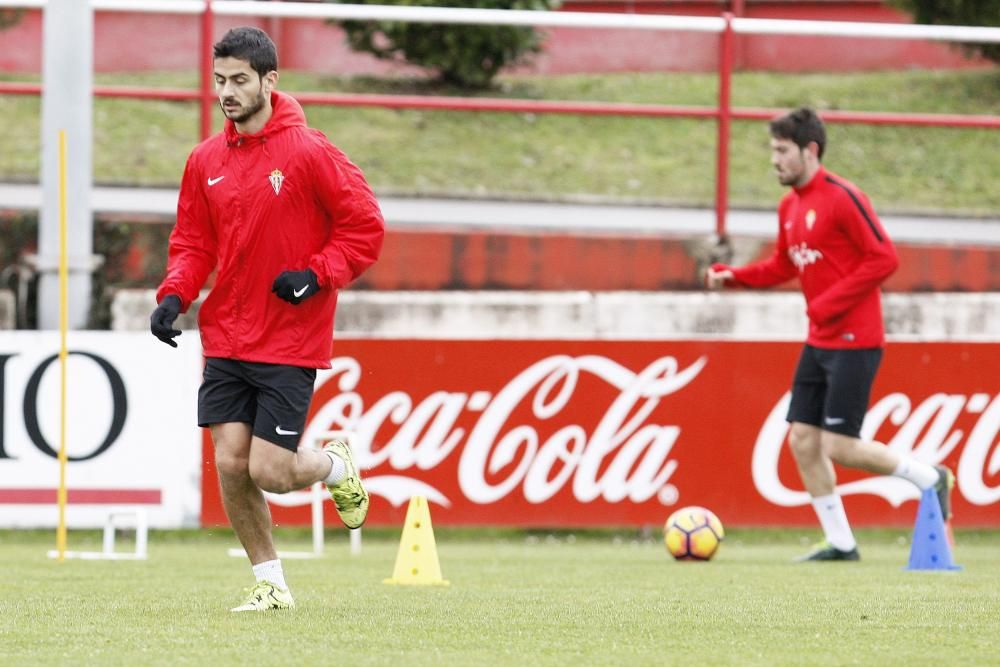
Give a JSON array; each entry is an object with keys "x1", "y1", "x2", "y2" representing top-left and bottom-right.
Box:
[{"x1": 1, "y1": 1, "x2": 997, "y2": 239}]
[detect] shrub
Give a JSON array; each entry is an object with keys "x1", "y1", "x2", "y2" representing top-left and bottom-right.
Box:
[
  {"x1": 327, "y1": 0, "x2": 560, "y2": 89},
  {"x1": 891, "y1": 0, "x2": 1000, "y2": 63},
  {"x1": 0, "y1": 9, "x2": 24, "y2": 30}
]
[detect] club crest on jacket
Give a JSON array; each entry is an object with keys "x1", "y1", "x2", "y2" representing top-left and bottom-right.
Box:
[
  {"x1": 805, "y1": 208, "x2": 817, "y2": 230},
  {"x1": 269, "y1": 169, "x2": 284, "y2": 195}
]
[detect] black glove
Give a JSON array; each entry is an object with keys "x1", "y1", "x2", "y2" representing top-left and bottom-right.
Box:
[
  {"x1": 272, "y1": 268, "x2": 320, "y2": 305},
  {"x1": 150, "y1": 294, "x2": 182, "y2": 348}
]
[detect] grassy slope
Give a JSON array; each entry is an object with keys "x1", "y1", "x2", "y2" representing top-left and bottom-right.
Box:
[
  {"x1": 1, "y1": 68, "x2": 997, "y2": 216},
  {"x1": 3, "y1": 528, "x2": 998, "y2": 666}
]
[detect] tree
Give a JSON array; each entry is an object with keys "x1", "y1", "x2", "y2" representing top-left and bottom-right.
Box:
[
  {"x1": 328, "y1": 0, "x2": 560, "y2": 89},
  {"x1": 892, "y1": 0, "x2": 1000, "y2": 63}
]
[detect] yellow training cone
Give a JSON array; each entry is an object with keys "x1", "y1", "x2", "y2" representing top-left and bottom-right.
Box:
[{"x1": 383, "y1": 496, "x2": 449, "y2": 586}]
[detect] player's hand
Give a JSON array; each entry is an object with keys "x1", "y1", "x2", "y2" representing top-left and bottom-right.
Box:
[
  {"x1": 272, "y1": 268, "x2": 320, "y2": 305},
  {"x1": 150, "y1": 294, "x2": 182, "y2": 347},
  {"x1": 705, "y1": 264, "x2": 734, "y2": 290}
]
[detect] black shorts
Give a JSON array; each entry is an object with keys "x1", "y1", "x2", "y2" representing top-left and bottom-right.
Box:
[
  {"x1": 786, "y1": 344, "x2": 883, "y2": 438},
  {"x1": 198, "y1": 358, "x2": 317, "y2": 451}
]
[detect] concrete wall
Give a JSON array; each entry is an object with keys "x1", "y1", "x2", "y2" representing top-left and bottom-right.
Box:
[
  {"x1": 353, "y1": 229, "x2": 1000, "y2": 293},
  {"x1": 110, "y1": 289, "x2": 1000, "y2": 341}
]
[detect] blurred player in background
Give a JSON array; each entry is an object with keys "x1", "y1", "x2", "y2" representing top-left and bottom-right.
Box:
[
  {"x1": 706, "y1": 107, "x2": 953, "y2": 561},
  {"x1": 150, "y1": 27, "x2": 384, "y2": 608}
]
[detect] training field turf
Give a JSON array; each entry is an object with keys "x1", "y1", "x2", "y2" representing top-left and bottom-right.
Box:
[{"x1": 3, "y1": 528, "x2": 997, "y2": 666}]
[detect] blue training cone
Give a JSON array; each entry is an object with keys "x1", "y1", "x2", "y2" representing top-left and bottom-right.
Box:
[{"x1": 906, "y1": 487, "x2": 961, "y2": 571}]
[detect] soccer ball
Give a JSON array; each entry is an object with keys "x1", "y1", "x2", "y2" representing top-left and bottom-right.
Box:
[{"x1": 663, "y1": 506, "x2": 724, "y2": 561}]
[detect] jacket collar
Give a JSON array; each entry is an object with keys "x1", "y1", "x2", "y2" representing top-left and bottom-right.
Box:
[{"x1": 793, "y1": 165, "x2": 828, "y2": 195}]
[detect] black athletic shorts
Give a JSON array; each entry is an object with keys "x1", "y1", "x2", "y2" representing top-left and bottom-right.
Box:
[
  {"x1": 198, "y1": 357, "x2": 317, "y2": 451},
  {"x1": 786, "y1": 344, "x2": 883, "y2": 438}
]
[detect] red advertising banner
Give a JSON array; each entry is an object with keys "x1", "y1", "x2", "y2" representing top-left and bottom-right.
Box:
[{"x1": 200, "y1": 340, "x2": 1000, "y2": 528}]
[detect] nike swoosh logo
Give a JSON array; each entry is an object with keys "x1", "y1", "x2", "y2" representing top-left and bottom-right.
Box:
[
  {"x1": 275, "y1": 426, "x2": 299, "y2": 436},
  {"x1": 824, "y1": 417, "x2": 845, "y2": 425},
  {"x1": 293, "y1": 285, "x2": 308, "y2": 298},
  {"x1": 207, "y1": 176, "x2": 225, "y2": 186}
]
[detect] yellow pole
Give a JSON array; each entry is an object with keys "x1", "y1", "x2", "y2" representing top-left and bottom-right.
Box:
[{"x1": 56, "y1": 130, "x2": 69, "y2": 561}]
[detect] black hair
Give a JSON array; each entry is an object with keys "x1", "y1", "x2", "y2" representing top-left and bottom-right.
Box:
[
  {"x1": 213, "y1": 27, "x2": 278, "y2": 79},
  {"x1": 769, "y1": 107, "x2": 826, "y2": 160}
]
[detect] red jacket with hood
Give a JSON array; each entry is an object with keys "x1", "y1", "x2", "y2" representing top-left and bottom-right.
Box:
[{"x1": 156, "y1": 92, "x2": 384, "y2": 368}]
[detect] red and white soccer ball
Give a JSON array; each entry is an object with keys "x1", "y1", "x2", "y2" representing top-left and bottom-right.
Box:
[{"x1": 663, "y1": 506, "x2": 725, "y2": 561}]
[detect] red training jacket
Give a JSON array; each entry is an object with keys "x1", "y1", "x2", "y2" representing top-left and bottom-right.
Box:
[
  {"x1": 715, "y1": 166, "x2": 898, "y2": 349},
  {"x1": 156, "y1": 91, "x2": 385, "y2": 368}
]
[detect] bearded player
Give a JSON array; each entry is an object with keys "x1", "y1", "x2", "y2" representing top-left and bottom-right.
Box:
[{"x1": 706, "y1": 107, "x2": 954, "y2": 561}]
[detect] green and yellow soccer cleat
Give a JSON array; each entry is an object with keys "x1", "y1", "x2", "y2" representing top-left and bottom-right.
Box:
[
  {"x1": 933, "y1": 464, "x2": 955, "y2": 520},
  {"x1": 230, "y1": 580, "x2": 295, "y2": 612},
  {"x1": 323, "y1": 438, "x2": 370, "y2": 529}
]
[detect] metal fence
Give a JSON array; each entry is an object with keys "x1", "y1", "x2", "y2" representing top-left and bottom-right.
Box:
[{"x1": 1, "y1": 0, "x2": 998, "y2": 236}]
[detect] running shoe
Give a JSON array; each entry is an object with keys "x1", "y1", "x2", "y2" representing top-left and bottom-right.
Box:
[
  {"x1": 933, "y1": 464, "x2": 955, "y2": 520},
  {"x1": 795, "y1": 541, "x2": 861, "y2": 562},
  {"x1": 323, "y1": 438, "x2": 370, "y2": 529},
  {"x1": 230, "y1": 580, "x2": 294, "y2": 612}
]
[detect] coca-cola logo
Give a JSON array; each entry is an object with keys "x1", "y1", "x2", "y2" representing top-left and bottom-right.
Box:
[
  {"x1": 752, "y1": 391, "x2": 1000, "y2": 506},
  {"x1": 259, "y1": 348, "x2": 998, "y2": 519},
  {"x1": 298, "y1": 354, "x2": 707, "y2": 508}
]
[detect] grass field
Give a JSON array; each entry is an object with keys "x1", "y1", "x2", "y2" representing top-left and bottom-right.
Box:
[
  {"x1": 3, "y1": 527, "x2": 997, "y2": 666},
  {"x1": 2, "y1": 68, "x2": 998, "y2": 215}
]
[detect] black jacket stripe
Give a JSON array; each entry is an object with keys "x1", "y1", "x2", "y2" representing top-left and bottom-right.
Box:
[{"x1": 825, "y1": 176, "x2": 883, "y2": 242}]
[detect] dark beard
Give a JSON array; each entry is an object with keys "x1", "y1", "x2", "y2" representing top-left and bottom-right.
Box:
[{"x1": 223, "y1": 89, "x2": 266, "y2": 124}]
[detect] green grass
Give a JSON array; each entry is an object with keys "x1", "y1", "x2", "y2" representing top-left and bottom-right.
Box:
[
  {"x1": 1, "y1": 68, "x2": 998, "y2": 214},
  {"x1": 3, "y1": 528, "x2": 998, "y2": 666}
]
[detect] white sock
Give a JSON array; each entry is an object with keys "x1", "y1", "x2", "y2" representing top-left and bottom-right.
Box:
[
  {"x1": 252, "y1": 559, "x2": 287, "y2": 591},
  {"x1": 892, "y1": 457, "x2": 939, "y2": 490},
  {"x1": 323, "y1": 451, "x2": 346, "y2": 485},
  {"x1": 811, "y1": 494, "x2": 857, "y2": 551}
]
